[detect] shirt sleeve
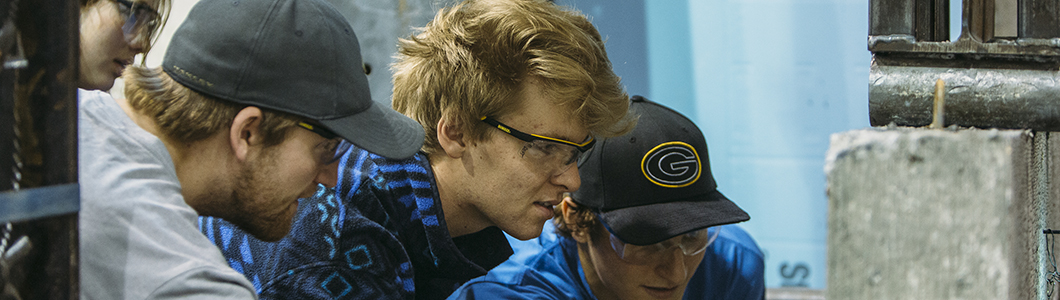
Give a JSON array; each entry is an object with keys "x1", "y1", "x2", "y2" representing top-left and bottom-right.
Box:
[
  {"x1": 729, "y1": 230, "x2": 765, "y2": 300},
  {"x1": 734, "y1": 250, "x2": 766, "y2": 300},
  {"x1": 148, "y1": 266, "x2": 259, "y2": 299},
  {"x1": 254, "y1": 188, "x2": 416, "y2": 300},
  {"x1": 447, "y1": 281, "x2": 562, "y2": 300},
  {"x1": 684, "y1": 225, "x2": 766, "y2": 300},
  {"x1": 257, "y1": 264, "x2": 409, "y2": 300}
]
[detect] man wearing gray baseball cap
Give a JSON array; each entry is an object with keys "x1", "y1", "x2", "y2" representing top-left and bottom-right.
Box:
[{"x1": 77, "y1": 0, "x2": 423, "y2": 298}]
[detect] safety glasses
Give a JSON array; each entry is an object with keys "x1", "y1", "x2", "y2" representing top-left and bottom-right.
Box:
[
  {"x1": 481, "y1": 116, "x2": 595, "y2": 174},
  {"x1": 607, "y1": 226, "x2": 721, "y2": 265}
]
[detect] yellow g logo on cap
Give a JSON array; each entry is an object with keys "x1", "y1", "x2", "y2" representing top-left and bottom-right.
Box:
[{"x1": 641, "y1": 141, "x2": 701, "y2": 188}]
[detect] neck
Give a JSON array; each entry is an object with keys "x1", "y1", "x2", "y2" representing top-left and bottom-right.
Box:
[
  {"x1": 431, "y1": 152, "x2": 490, "y2": 238},
  {"x1": 115, "y1": 96, "x2": 232, "y2": 215}
]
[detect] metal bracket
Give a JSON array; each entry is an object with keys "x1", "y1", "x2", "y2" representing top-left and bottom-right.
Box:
[{"x1": 0, "y1": 183, "x2": 78, "y2": 224}]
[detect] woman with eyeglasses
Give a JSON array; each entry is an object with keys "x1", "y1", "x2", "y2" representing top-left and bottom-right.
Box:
[
  {"x1": 448, "y1": 97, "x2": 766, "y2": 300},
  {"x1": 79, "y1": 0, "x2": 168, "y2": 90}
]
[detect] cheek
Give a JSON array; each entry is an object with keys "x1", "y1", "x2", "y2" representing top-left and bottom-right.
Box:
[
  {"x1": 82, "y1": 18, "x2": 123, "y2": 52},
  {"x1": 273, "y1": 146, "x2": 322, "y2": 191},
  {"x1": 588, "y1": 240, "x2": 638, "y2": 287},
  {"x1": 293, "y1": 154, "x2": 322, "y2": 185},
  {"x1": 684, "y1": 253, "x2": 706, "y2": 276},
  {"x1": 475, "y1": 143, "x2": 530, "y2": 188}
]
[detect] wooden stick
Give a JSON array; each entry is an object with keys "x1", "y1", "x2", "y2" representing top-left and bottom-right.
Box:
[{"x1": 931, "y1": 79, "x2": 945, "y2": 129}]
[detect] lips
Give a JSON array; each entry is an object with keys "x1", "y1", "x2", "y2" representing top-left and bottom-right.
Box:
[
  {"x1": 114, "y1": 59, "x2": 133, "y2": 76},
  {"x1": 642, "y1": 285, "x2": 678, "y2": 298},
  {"x1": 533, "y1": 201, "x2": 553, "y2": 211},
  {"x1": 532, "y1": 198, "x2": 558, "y2": 218},
  {"x1": 534, "y1": 199, "x2": 558, "y2": 207}
]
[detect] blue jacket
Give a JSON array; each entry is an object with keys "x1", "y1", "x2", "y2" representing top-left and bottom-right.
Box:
[{"x1": 448, "y1": 224, "x2": 765, "y2": 300}]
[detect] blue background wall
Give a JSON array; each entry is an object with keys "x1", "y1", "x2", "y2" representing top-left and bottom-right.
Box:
[{"x1": 557, "y1": 0, "x2": 872, "y2": 289}]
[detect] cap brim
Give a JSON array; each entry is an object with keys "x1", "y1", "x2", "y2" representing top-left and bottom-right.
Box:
[
  {"x1": 319, "y1": 101, "x2": 424, "y2": 159},
  {"x1": 597, "y1": 189, "x2": 749, "y2": 245}
]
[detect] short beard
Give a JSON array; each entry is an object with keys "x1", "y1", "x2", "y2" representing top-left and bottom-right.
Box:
[{"x1": 224, "y1": 148, "x2": 293, "y2": 242}]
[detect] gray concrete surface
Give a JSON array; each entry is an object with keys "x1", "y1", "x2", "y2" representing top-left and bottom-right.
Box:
[
  {"x1": 767, "y1": 288, "x2": 825, "y2": 300},
  {"x1": 825, "y1": 127, "x2": 1038, "y2": 299}
]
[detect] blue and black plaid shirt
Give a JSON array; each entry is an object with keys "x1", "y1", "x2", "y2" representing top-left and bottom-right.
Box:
[{"x1": 201, "y1": 147, "x2": 513, "y2": 299}]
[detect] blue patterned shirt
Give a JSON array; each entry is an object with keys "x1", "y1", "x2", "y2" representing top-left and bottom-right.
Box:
[{"x1": 201, "y1": 148, "x2": 513, "y2": 299}]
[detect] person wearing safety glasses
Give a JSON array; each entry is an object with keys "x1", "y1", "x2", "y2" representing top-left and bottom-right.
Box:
[
  {"x1": 449, "y1": 96, "x2": 765, "y2": 300},
  {"x1": 201, "y1": 0, "x2": 635, "y2": 299},
  {"x1": 77, "y1": 0, "x2": 424, "y2": 298},
  {"x1": 78, "y1": 0, "x2": 169, "y2": 91}
]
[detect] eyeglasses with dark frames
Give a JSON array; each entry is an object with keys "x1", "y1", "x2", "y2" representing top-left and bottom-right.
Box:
[
  {"x1": 481, "y1": 117, "x2": 594, "y2": 151},
  {"x1": 481, "y1": 116, "x2": 595, "y2": 174}
]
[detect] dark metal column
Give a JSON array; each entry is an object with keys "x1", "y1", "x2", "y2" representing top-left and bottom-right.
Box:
[
  {"x1": 0, "y1": 0, "x2": 79, "y2": 298},
  {"x1": 871, "y1": 0, "x2": 915, "y2": 36},
  {"x1": 1019, "y1": 0, "x2": 1060, "y2": 39}
]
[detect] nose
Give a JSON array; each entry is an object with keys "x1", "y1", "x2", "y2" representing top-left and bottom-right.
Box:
[
  {"x1": 128, "y1": 35, "x2": 148, "y2": 53},
  {"x1": 551, "y1": 163, "x2": 581, "y2": 192},
  {"x1": 314, "y1": 160, "x2": 340, "y2": 188},
  {"x1": 655, "y1": 247, "x2": 688, "y2": 282}
]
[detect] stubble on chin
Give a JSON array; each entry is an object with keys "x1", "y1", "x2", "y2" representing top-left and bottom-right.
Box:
[{"x1": 224, "y1": 151, "x2": 295, "y2": 242}]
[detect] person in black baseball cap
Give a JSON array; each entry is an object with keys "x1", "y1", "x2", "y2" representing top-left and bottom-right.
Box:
[
  {"x1": 77, "y1": 0, "x2": 423, "y2": 298},
  {"x1": 449, "y1": 96, "x2": 765, "y2": 300}
]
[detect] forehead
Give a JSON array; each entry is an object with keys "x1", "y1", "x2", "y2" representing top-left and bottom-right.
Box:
[{"x1": 500, "y1": 78, "x2": 587, "y2": 142}]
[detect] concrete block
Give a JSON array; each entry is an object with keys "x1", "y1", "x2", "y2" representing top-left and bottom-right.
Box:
[
  {"x1": 1044, "y1": 133, "x2": 1060, "y2": 295},
  {"x1": 825, "y1": 127, "x2": 1035, "y2": 299}
]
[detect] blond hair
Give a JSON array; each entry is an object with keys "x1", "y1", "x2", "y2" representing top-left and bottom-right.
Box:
[
  {"x1": 123, "y1": 66, "x2": 300, "y2": 147},
  {"x1": 391, "y1": 0, "x2": 635, "y2": 154}
]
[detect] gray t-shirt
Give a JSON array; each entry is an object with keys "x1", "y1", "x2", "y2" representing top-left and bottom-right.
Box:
[{"x1": 78, "y1": 89, "x2": 256, "y2": 300}]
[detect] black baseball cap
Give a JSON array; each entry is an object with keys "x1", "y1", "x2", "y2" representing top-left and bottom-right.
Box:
[
  {"x1": 572, "y1": 96, "x2": 750, "y2": 245},
  {"x1": 161, "y1": 0, "x2": 423, "y2": 159}
]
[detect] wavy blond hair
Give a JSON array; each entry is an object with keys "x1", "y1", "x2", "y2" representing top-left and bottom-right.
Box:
[{"x1": 391, "y1": 0, "x2": 635, "y2": 154}]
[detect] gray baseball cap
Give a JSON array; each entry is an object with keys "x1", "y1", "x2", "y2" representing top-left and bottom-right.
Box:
[{"x1": 162, "y1": 0, "x2": 423, "y2": 159}]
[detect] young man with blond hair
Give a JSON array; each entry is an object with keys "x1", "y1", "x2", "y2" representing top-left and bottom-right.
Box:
[
  {"x1": 204, "y1": 0, "x2": 634, "y2": 298},
  {"x1": 77, "y1": 0, "x2": 423, "y2": 298}
]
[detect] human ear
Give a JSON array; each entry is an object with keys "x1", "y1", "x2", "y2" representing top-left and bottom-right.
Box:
[
  {"x1": 436, "y1": 117, "x2": 467, "y2": 159},
  {"x1": 561, "y1": 198, "x2": 592, "y2": 243},
  {"x1": 230, "y1": 107, "x2": 265, "y2": 162}
]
